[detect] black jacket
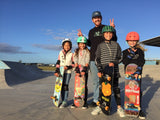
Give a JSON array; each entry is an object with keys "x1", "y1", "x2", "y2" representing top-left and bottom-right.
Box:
[{"x1": 122, "y1": 48, "x2": 145, "y2": 68}]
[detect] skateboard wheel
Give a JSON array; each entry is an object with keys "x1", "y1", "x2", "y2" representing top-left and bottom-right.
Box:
[
  {"x1": 126, "y1": 74, "x2": 129, "y2": 78},
  {"x1": 107, "y1": 77, "x2": 111, "y2": 81},
  {"x1": 50, "y1": 96, "x2": 55, "y2": 99},
  {"x1": 125, "y1": 104, "x2": 128, "y2": 109},
  {"x1": 96, "y1": 101, "x2": 100, "y2": 106},
  {"x1": 105, "y1": 106, "x2": 109, "y2": 111}
]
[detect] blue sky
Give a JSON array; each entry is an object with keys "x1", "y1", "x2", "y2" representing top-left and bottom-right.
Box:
[{"x1": 0, "y1": 0, "x2": 160, "y2": 63}]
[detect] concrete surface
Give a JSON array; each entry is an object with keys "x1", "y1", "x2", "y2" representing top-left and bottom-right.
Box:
[{"x1": 0, "y1": 61, "x2": 160, "y2": 120}]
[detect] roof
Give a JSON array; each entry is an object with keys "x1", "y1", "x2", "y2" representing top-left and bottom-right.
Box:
[{"x1": 141, "y1": 36, "x2": 160, "y2": 47}]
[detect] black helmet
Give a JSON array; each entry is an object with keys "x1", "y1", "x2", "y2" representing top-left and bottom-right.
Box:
[{"x1": 92, "y1": 11, "x2": 102, "y2": 18}]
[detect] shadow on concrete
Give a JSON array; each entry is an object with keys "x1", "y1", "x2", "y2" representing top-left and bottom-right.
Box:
[{"x1": 141, "y1": 74, "x2": 160, "y2": 114}]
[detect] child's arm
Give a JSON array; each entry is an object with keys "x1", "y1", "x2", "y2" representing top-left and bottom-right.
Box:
[
  {"x1": 95, "y1": 45, "x2": 103, "y2": 77},
  {"x1": 54, "y1": 59, "x2": 60, "y2": 77},
  {"x1": 65, "y1": 53, "x2": 75, "y2": 70}
]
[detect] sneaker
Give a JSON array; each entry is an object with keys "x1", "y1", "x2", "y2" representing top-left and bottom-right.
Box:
[
  {"x1": 71, "y1": 103, "x2": 76, "y2": 109},
  {"x1": 89, "y1": 102, "x2": 97, "y2": 108},
  {"x1": 91, "y1": 106, "x2": 102, "y2": 115},
  {"x1": 117, "y1": 107, "x2": 125, "y2": 117},
  {"x1": 139, "y1": 110, "x2": 146, "y2": 119},
  {"x1": 59, "y1": 102, "x2": 67, "y2": 108},
  {"x1": 82, "y1": 103, "x2": 88, "y2": 109}
]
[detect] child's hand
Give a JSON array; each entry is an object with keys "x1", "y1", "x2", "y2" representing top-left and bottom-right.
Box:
[
  {"x1": 97, "y1": 72, "x2": 102, "y2": 78},
  {"x1": 81, "y1": 72, "x2": 85, "y2": 76},
  {"x1": 134, "y1": 74, "x2": 138, "y2": 79},
  {"x1": 110, "y1": 19, "x2": 115, "y2": 28},
  {"x1": 76, "y1": 73, "x2": 80, "y2": 76},
  {"x1": 109, "y1": 63, "x2": 114, "y2": 67},
  {"x1": 77, "y1": 29, "x2": 83, "y2": 36},
  {"x1": 64, "y1": 66, "x2": 68, "y2": 70},
  {"x1": 54, "y1": 73, "x2": 59, "y2": 77}
]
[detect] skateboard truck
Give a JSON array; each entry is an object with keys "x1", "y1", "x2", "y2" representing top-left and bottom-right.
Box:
[{"x1": 50, "y1": 96, "x2": 58, "y2": 101}]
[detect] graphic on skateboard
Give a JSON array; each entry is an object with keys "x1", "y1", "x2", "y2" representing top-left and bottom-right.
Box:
[
  {"x1": 124, "y1": 64, "x2": 141, "y2": 116},
  {"x1": 97, "y1": 66, "x2": 114, "y2": 115},
  {"x1": 74, "y1": 65, "x2": 85, "y2": 107},
  {"x1": 51, "y1": 66, "x2": 64, "y2": 107}
]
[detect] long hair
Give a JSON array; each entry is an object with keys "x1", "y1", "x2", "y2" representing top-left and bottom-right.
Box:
[
  {"x1": 135, "y1": 42, "x2": 147, "y2": 52},
  {"x1": 74, "y1": 45, "x2": 90, "y2": 57}
]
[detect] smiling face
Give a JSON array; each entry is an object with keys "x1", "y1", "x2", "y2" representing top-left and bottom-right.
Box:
[
  {"x1": 63, "y1": 42, "x2": 71, "y2": 52},
  {"x1": 127, "y1": 40, "x2": 138, "y2": 47},
  {"x1": 78, "y1": 43, "x2": 86, "y2": 50},
  {"x1": 92, "y1": 17, "x2": 102, "y2": 27},
  {"x1": 103, "y1": 32, "x2": 113, "y2": 41}
]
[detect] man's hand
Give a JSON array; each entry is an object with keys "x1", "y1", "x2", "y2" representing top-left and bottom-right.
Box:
[
  {"x1": 77, "y1": 29, "x2": 83, "y2": 36},
  {"x1": 110, "y1": 19, "x2": 115, "y2": 28}
]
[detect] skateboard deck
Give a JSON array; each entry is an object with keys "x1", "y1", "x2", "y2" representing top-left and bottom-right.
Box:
[
  {"x1": 124, "y1": 64, "x2": 141, "y2": 117},
  {"x1": 74, "y1": 65, "x2": 85, "y2": 107},
  {"x1": 51, "y1": 67, "x2": 64, "y2": 107},
  {"x1": 97, "y1": 66, "x2": 114, "y2": 115}
]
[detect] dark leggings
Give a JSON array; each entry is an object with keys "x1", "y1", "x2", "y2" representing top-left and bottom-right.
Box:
[
  {"x1": 113, "y1": 77, "x2": 121, "y2": 106},
  {"x1": 84, "y1": 73, "x2": 88, "y2": 103}
]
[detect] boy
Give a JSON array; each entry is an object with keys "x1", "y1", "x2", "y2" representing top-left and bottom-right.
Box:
[{"x1": 91, "y1": 26, "x2": 125, "y2": 117}]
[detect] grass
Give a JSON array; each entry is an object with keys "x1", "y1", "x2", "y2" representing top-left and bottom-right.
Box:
[{"x1": 37, "y1": 66, "x2": 56, "y2": 71}]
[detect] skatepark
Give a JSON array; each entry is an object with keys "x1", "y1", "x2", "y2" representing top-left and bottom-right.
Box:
[{"x1": 0, "y1": 61, "x2": 160, "y2": 120}]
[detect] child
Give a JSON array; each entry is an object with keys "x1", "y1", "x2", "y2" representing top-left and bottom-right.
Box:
[
  {"x1": 71, "y1": 36, "x2": 90, "y2": 109},
  {"x1": 122, "y1": 32, "x2": 146, "y2": 119},
  {"x1": 91, "y1": 25, "x2": 125, "y2": 117},
  {"x1": 54, "y1": 38, "x2": 74, "y2": 108}
]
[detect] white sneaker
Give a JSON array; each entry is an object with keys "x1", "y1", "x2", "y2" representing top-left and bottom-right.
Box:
[
  {"x1": 117, "y1": 107, "x2": 125, "y2": 117},
  {"x1": 91, "y1": 106, "x2": 102, "y2": 115},
  {"x1": 59, "y1": 102, "x2": 67, "y2": 108}
]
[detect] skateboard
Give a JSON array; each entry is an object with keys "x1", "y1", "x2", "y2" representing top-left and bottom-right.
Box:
[
  {"x1": 51, "y1": 66, "x2": 64, "y2": 107},
  {"x1": 97, "y1": 66, "x2": 114, "y2": 115},
  {"x1": 124, "y1": 64, "x2": 141, "y2": 117},
  {"x1": 74, "y1": 65, "x2": 85, "y2": 107}
]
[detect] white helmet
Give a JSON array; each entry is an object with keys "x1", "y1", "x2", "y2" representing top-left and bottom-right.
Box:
[
  {"x1": 62, "y1": 38, "x2": 71, "y2": 44},
  {"x1": 62, "y1": 38, "x2": 72, "y2": 49}
]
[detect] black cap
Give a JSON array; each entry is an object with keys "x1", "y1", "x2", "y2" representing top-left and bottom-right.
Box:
[{"x1": 92, "y1": 11, "x2": 102, "y2": 18}]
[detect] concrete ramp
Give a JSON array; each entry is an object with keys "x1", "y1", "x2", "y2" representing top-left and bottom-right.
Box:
[
  {"x1": 0, "y1": 61, "x2": 53, "y2": 89},
  {"x1": 0, "y1": 69, "x2": 12, "y2": 89}
]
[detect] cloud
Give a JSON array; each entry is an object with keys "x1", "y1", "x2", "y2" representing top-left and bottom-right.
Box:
[
  {"x1": 32, "y1": 44, "x2": 62, "y2": 51},
  {"x1": 0, "y1": 43, "x2": 34, "y2": 54},
  {"x1": 43, "y1": 29, "x2": 78, "y2": 41},
  {"x1": 32, "y1": 44, "x2": 78, "y2": 51}
]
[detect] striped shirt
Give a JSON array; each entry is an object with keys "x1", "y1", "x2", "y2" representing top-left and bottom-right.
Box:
[{"x1": 95, "y1": 41, "x2": 121, "y2": 77}]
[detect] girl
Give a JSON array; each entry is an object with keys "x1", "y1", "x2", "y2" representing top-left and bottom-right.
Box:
[
  {"x1": 71, "y1": 36, "x2": 90, "y2": 109},
  {"x1": 122, "y1": 32, "x2": 146, "y2": 119},
  {"x1": 54, "y1": 38, "x2": 74, "y2": 108}
]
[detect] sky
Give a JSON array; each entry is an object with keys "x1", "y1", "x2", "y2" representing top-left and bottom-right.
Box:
[{"x1": 0, "y1": 0, "x2": 160, "y2": 64}]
